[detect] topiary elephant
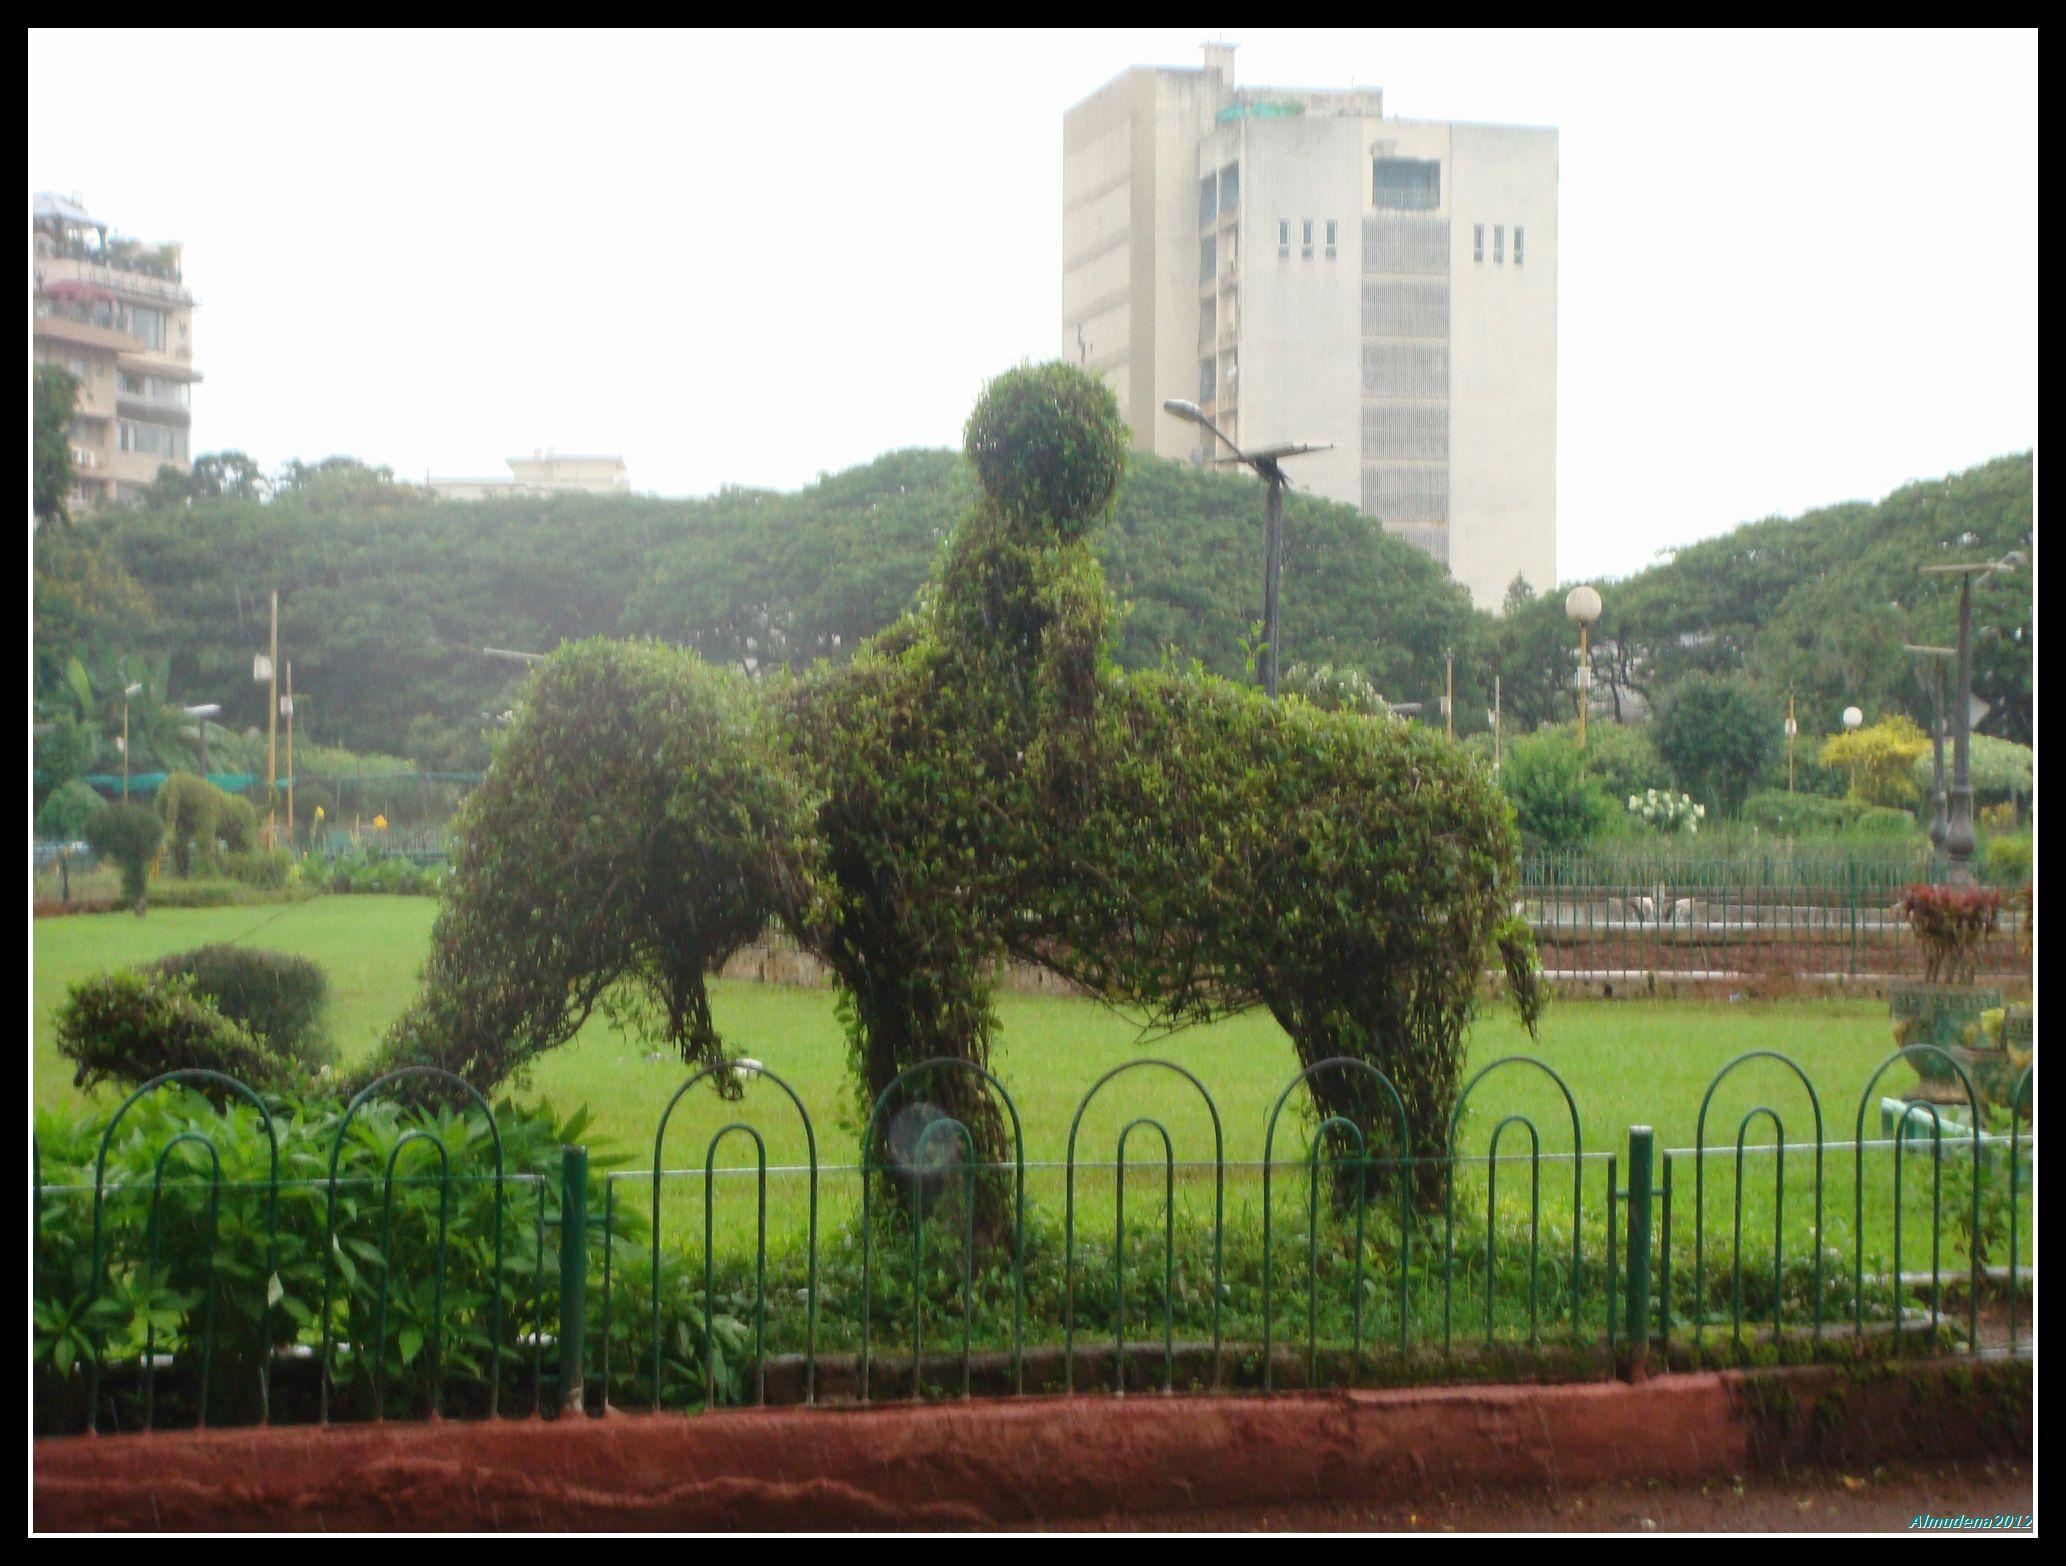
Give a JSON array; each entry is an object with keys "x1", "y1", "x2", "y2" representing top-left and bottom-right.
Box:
[{"x1": 365, "y1": 362, "x2": 1541, "y2": 1224}]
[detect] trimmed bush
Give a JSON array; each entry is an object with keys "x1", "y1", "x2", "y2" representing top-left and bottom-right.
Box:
[
  {"x1": 1740, "y1": 789, "x2": 1869, "y2": 836},
  {"x1": 1847, "y1": 804, "x2": 1917, "y2": 839},
  {"x1": 217, "y1": 848, "x2": 295, "y2": 889},
  {"x1": 156, "y1": 772, "x2": 226, "y2": 877},
  {"x1": 217, "y1": 794, "x2": 260, "y2": 854},
  {"x1": 1982, "y1": 831, "x2": 2032, "y2": 883},
  {"x1": 1499, "y1": 730, "x2": 1612, "y2": 849},
  {"x1": 82, "y1": 802, "x2": 163, "y2": 911},
  {"x1": 53, "y1": 969, "x2": 295, "y2": 1094},
  {"x1": 319, "y1": 852, "x2": 447, "y2": 896},
  {"x1": 1653, "y1": 673, "x2": 1779, "y2": 817},
  {"x1": 143, "y1": 944, "x2": 332, "y2": 1073},
  {"x1": 960, "y1": 359, "x2": 1126, "y2": 540},
  {"x1": 36, "y1": 779, "x2": 106, "y2": 843}
]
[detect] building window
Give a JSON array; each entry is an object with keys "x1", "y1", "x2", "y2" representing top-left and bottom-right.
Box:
[
  {"x1": 1200, "y1": 234, "x2": 1217, "y2": 283},
  {"x1": 1278, "y1": 219, "x2": 1291, "y2": 258},
  {"x1": 1199, "y1": 175, "x2": 1218, "y2": 229},
  {"x1": 1325, "y1": 219, "x2": 1338, "y2": 259},
  {"x1": 1219, "y1": 162, "x2": 1239, "y2": 212},
  {"x1": 1372, "y1": 157, "x2": 1441, "y2": 211},
  {"x1": 118, "y1": 419, "x2": 186, "y2": 460},
  {"x1": 1302, "y1": 219, "x2": 1314, "y2": 259},
  {"x1": 1473, "y1": 224, "x2": 1484, "y2": 263},
  {"x1": 1199, "y1": 356, "x2": 1217, "y2": 404},
  {"x1": 1515, "y1": 226, "x2": 1525, "y2": 265},
  {"x1": 1199, "y1": 295, "x2": 1216, "y2": 345},
  {"x1": 1494, "y1": 226, "x2": 1505, "y2": 264},
  {"x1": 118, "y1": 371, "x2": 189, "y2": 405},
  {"x1": 118, "y1": 304, "x2": 166, "y2": 351}
]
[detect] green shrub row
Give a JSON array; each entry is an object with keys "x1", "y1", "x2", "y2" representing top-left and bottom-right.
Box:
[{"x1": 314, "y1": 852, "x2": 451, "y2": 897}]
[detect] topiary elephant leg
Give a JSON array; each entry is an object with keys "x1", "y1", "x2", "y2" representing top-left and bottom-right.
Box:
[
  {"x1": 830, "y1": 937, "x2": 1016, "y2": 1252},
  {"x1": 1276, "y1": 991, "x2": 1462, "y2": 1216}
]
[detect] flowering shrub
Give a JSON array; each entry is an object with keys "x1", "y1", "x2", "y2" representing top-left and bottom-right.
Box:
[{"x1": 1626, "y1": 787, "x2": 1704, "y2": 835}]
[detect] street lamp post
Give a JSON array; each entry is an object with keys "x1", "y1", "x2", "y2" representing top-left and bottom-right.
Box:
[
  {"x1": 1785, "y1": 691, "x2": 1798, "y2": 793},
  {"x1": 182, "y1": 702, "x2": 223, "y2": 782},
  {"x1": 1840, "y1": 704, "x2": 1864, "y2": 802},
  {"x1": 1161, "y1": 399, "x2": 1330, "y2": 700},
  {"x1": 119, "y1": 681, "x2": 143, "y2": 800},
  {"x1": 283, "y1": 663, "x2": 297, "y2": 850},
  {"x1": 1903, "y1": 645, "x2": 1954, "y2": 865},
  {"x1": 1564, "y1": 586, "x2": 1602, "y2": 750},
  {"x1": 1491, "y1": 674, "x2": 1502, "y2": 775},
  {"x1": 1921, "y1": 553, "x2": 2024, "y2": 887},
  {"x1": 254, "y1": 589, "x2": 279, "y2": 848}
]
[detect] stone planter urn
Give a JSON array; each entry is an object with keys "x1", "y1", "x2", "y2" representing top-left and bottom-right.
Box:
[
  {"x1": 1891, "y1": 983, "x2": 2003, "y2": 1106},
  {"x1": 1892, "y1": 884, "x2": 2009, "y2": 1110}
]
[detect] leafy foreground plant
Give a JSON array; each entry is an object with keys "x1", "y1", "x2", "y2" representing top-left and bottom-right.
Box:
[{"x1": 32, "y1": 1089, "x2": 619, "y2": 1434}]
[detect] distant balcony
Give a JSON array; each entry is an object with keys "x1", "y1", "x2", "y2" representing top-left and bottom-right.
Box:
[
  {"x1": 117, "y1": 392, "x2": 191, "y2": 426},
  {"x1": 33, "y1": 309, "x2": 149, "y2": 355},
  {"x1": 36, "y1": 252, "x2": 194, "y2": 309}
]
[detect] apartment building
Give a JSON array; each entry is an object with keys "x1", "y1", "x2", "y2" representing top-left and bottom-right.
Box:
[
  {"x1": 1062, "y1": 48, "x2": 1557, "y2": 608},
  {"x1": 33, "y1": 193, "x2": 202, "y2": 510},
  {"x1": 428, "y1": 452, "x2": 632, "y2": 501}
]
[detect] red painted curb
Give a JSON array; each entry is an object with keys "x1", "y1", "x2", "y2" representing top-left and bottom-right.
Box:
[{"x1": 32, "y1": 1360, "x2": 2028, "y2": 1531}]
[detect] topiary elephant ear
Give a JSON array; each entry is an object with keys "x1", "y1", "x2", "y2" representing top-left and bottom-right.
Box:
[{"x1": 962, "y1": 361, "x2": 1128, "y2": 543}]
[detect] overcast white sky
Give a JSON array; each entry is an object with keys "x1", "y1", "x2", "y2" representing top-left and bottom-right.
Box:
[{"x1": 29, "y1": 28, "x2": 2037, "y2": 583}]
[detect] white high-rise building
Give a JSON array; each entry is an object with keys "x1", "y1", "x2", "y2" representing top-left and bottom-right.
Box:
[{"x1": 1063, "y1": 47, "x2": 1557, "y2": 608}]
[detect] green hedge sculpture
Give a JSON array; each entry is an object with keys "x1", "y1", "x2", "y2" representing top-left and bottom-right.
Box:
[{"x1": 369, "y1": 362, "x2": 1542, "y2": 1224}]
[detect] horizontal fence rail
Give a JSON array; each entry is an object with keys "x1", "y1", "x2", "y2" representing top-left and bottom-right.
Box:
[{"x1": 33, "y1": 1050, "x2": 2033, "y2": 1435}]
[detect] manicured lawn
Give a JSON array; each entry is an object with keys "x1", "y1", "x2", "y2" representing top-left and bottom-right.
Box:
[{"x1": 34, "y1": 896, "x2": 1911, "y2": 1162}]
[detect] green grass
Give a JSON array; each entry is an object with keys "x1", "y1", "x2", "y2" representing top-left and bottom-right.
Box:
[
  {"x1": 35, "y1": 898, "x2": 2029, "y2": 1370},
  {"x1": 35, "y1": 895, "x2": 1917, "y2": 1158}
]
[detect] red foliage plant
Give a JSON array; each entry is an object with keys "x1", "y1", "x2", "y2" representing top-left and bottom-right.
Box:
[{"x1": 1898, "y1": 884, "x2": 2003, "y2": 985}]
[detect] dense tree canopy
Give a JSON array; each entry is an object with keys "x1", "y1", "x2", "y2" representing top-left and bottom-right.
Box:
[
  {"x1": 30, "y1": 435, "x2": 2033, "y2": 780},
  {"x1": 34, "y1": 365, "x2": 79, "y2": 527}
]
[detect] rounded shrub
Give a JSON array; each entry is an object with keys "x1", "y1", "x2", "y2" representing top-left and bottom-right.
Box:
[
  {"x1": 1499, "y1": 730, "x2": 1612, "y2": 849},
  {"x1": 217, "y1": 793, "x2": 260, "y2": 854},
  {"x1": 1846, "y1": 804, "x2": 1918, "y2": 839},
  {"x1": 961, "y1": 361, "x2": 1127, "y2": 540},
  {"x1": 35, "y1": 778, "x2": 105, "y2": 843},
  {"x1": 218, "y1": 847, "x2": 294, "y2": 889},
  {"x1": 1982, "y1": 830, "x2": 2032, "y2": 884},
  {"x1": 1740, "y1": 789, "x2": 1868, "y2": 837},
  {"x1": 82, "y1": 802, "x2": 164, "y2": 911},
  {"x1": 54, "y1": 969, "x2": 295, "y2": 1095},
  {"x1": 143, "y1": 944, "x2": 332, "y2": 1073}
]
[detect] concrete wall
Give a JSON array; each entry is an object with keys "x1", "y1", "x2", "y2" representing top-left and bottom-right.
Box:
[
  {"x1": 1236, "y1": 114, "x2": 1367, "y2": 505},
  {"x1": 1447, "y1": 121, "x2": 1559, "y2": 605}
]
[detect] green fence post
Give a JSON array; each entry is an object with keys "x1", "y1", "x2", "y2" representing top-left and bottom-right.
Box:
[
  {"x1": 1624, "y1": 1125, "x2": 1654, "y2": 1381},
  {"x1": 559, "y1": 1144, "x2": 588, "y2": 1416}
]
